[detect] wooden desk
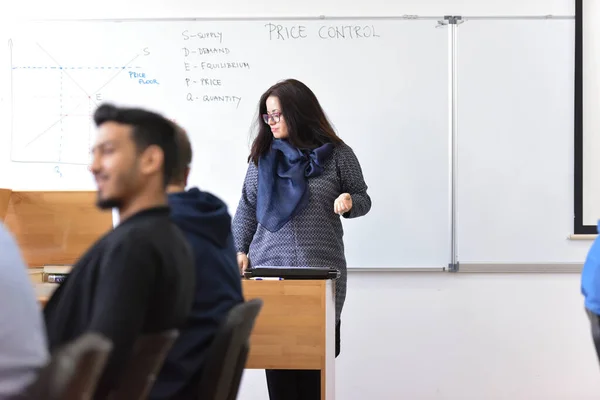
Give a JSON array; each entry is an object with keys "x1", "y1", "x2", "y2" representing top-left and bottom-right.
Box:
[
  {"x1": 36, "y1": 283, "x2": 58, "y2": 305},
  {"x1": 36, "y1": 279, "x2": 336, "y2": 399}
]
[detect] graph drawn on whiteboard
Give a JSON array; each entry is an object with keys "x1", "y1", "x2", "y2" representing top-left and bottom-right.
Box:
[{"x1": 8, "y1": 38, "x2": 155, "y2": 168}]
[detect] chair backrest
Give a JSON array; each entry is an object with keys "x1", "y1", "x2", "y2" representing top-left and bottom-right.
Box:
[
  {"x1": 226, "y1": 343, "x2": 250, "y2": 400},
  {"x1": 107, "y1": 329, "x2": 179, "y2": 400},
  {"x1": 197, "y1": 298, "x2": 263, "y2": 400},
  {"x1": 25, "y1": 332, "x2": 113, "y2": 400}
]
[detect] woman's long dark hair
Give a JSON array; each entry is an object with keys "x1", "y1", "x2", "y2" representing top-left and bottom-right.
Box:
[{"x1": 248, "y1": 79, "x2": 344, "y2": 164}]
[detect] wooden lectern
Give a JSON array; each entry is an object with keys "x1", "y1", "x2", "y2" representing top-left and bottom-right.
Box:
[{"x1": 242, "y1": 279, "x2": 336, "y2": 400}]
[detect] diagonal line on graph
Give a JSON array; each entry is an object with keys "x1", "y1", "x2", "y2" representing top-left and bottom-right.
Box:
[
  {"x1": 24, "y1": 97, "x2": 88, "y2": 148},
  {"x1": 36, "y1": 43, "x2": 93, "y2": 99},
  {"x1": 18, "y1": 43, "x2": 94, "y2": 148},
  {"x1": 91, "y1": 54, "x2": 140, "y2": 99},
  {"x1": 18, "y1": 49, "x2": 141, "y2": 150}
]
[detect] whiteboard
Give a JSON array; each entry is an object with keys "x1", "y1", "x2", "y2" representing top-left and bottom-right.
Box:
[
  {"x1": 0, "y1": 19, "x2": 451, "y2": 269},
  {"x1": 456, "y1": 18, "x2": 590, "y2": 263}
]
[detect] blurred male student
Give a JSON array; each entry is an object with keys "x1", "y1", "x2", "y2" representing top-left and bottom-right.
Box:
[{"x1": 43, "y1": 104, "x2": 195, "y2": 398}]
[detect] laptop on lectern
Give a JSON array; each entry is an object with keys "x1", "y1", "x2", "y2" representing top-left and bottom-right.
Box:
[{"x1": 243, "y1": 266, "x2": 339, "y2": 280}]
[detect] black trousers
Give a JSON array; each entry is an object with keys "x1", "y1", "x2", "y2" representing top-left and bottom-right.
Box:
[
  {"x1": 265, "y1": 320, "x2": 340, "y2": 400},
  {"x1": 587, "y1": 309, "x2": 600, "y2": 363}
]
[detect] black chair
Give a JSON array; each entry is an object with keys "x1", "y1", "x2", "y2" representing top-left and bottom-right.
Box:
[
  {"x1": 197, "y1": 298, "x2": 263, "y2": 400},
  {"x1": 107, "y1": 329, "x2": 179, "y2": 400},
  {"x1": 25, "y1": 332, "x2": 113, "y2": 400},
  {"x1": 226, "y1": 345, "x2": 250, "y2": 400}
]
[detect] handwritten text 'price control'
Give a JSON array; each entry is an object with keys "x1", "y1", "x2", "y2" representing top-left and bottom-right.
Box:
[
  {"x1": 180, "y1": 24, "x2": 380, "y2": 42},
  {"x1": 264, "y1": 23, "x2": 381, "y2": 40}
]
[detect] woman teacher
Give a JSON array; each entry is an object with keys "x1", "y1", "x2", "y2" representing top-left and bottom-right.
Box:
[{"x1": 232, "y1": 78, "x2": 371, "y2": 400}]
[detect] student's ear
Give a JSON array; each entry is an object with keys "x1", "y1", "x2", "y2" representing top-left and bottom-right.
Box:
[{"x1": 139, "y1": 145, "x2": 164, "y2": 177}]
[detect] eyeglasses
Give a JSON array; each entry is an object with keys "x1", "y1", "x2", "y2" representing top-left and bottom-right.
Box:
[{"x1": 262, "y1": 112, "x2": 282, "y2": 124}]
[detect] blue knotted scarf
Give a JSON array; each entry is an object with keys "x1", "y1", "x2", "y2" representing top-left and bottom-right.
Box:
[{"x1": 257, "y1": 139, "x2": 334, "y2": 232}]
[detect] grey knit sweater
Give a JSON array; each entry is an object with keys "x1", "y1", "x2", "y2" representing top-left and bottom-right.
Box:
[{"x1": 232, "y1": 142, "x2": 371, "y2": 321}]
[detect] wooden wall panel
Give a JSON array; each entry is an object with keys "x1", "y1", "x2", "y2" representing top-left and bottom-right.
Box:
[
  {"x1": 4, "y1": 191, "x2": 112, "y2": 267},
  {"x1": 0, "y1": 189, "x2": 12, "y2": 220}
]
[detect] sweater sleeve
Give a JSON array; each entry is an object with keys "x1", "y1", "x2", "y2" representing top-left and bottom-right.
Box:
[
  {"x1": 336, "y1": 144, "x2": 372, "y2": 219},
  {"x1": 232, "y1": 162, "x2": 259, "y2": 253}
]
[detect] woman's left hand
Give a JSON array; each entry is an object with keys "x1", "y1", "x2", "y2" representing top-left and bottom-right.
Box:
[{"x1": 334, "y1": 193, "x2": 353, "y2": 215}]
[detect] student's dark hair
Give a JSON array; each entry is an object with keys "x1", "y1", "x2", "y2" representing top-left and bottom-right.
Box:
[
  {"x1": 170, "y1": 124, "x2": 192, "y2": 185},
  {"x1": 248, "y1": 78, "x2": 344, "y2": 165},
  {"x1": 93, "y1": 103, "x2": 178, "y2": 187}
]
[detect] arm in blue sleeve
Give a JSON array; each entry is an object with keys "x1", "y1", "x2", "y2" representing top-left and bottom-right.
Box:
[
  {"x1": 336, "y1": 144, "x2": 372, "y2": 219},
  {"x1": 232, "y1": 162, "x2": 259, "y2": 253}
]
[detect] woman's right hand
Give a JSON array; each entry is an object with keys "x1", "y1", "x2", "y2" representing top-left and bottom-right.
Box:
[{"x1": 237, "y1": 253, "x2": 249, "y2": 274}]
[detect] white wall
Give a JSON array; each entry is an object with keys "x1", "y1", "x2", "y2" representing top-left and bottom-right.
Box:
[{"x1": 6, "y1": 0, "x2": 599, "y2": 399}]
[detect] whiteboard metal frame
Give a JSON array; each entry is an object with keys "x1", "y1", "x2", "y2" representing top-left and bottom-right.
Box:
[
  {"x1": 10, "y1": 15, "x2": 575, "y2": 23},
  {"x1": 461, "y1": 16, "x2": 574, "y2": 20},
  {"x1": 15, "y1": 15, "x2": 446, "y2": 23},
  {"x1": 350, "y1": 267, "x2": 446, "y2": 272},
  {"x1": 449, "y1": 17, "x2": 460, "y2": 272},
  {"x1": 457, "y1": 263, "x2": 582, "y2": 273}
]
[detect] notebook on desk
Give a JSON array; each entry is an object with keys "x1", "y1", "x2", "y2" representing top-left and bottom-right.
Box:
[{"x1": 243, "y1": 266, "x2": 339, "y2": 280}]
